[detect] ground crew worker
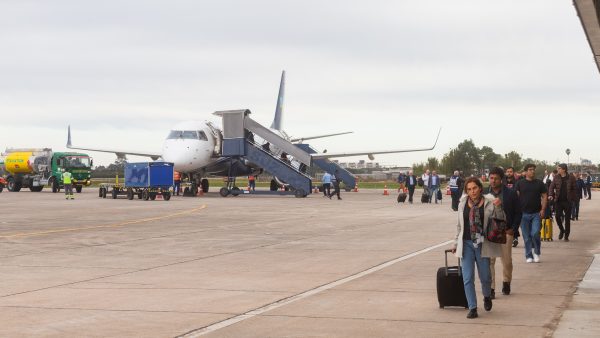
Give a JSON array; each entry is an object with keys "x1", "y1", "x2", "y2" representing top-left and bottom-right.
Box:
[
  {"x1": 62, "y1": 169, "x2": 73, "y2": 200},
  {"x1": 174, "y1": 171, "x2": 181, "y2": 196},
  {"x1": 248, "y1": 175, "x2": 256, "y2": 191}
]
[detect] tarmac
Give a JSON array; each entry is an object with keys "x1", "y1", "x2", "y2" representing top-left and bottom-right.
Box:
[{"x1": 0, "y1": 187, "x2": 599, "y2": 337}]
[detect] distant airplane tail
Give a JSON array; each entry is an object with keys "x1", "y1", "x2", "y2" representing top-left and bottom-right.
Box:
[
  {"x1": 67, "y1": 125, "x2": 72, "y2": 148},
  {"x1": 270, "y1": 70, "x2": 285, "y2": 131}
]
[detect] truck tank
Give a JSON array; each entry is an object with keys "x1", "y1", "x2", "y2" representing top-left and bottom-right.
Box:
[{"x1": 3, "y1": 150, "x2": 52, "y2": 175}]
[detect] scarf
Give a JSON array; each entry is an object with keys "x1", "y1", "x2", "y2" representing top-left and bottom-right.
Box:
[{"x1": 468, "y1": 197, "x2": 484, "y2": 248}]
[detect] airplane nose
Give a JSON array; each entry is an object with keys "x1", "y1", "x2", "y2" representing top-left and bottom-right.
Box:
[{"x1": 163, "y1": 142, "x2": 198, "y2": 172}]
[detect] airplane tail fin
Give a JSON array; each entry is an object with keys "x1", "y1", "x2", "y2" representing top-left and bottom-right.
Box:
[
  {"x1": 270, "y1": 70, "x2": 285, "y2": 131},
  {"x1": 67, "y1": 125, "x2": 72, "y2": 148}
]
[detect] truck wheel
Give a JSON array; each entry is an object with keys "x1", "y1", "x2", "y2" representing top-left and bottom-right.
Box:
[
  {"x1": 75, "y1": 186, "x2": 83, "y2": 193},
  {"x1": 142, "y1": 190, "x2": 149, "y2": 201},
  {"x1": 295, "y1": 189, "x2": 306, "y2": 198},
  {"x1": 201, "y1": 179, "x2": 209, "y2": 193},
  {"x1": 7, "y1": 177, "x2": 17, "y2": 192},
  {"x1": 99, "y1": 187, "x2": 103, "y2": 197},
  {"x1": 163, "y1": 192, "x2": 171, "y2": 201},
  {"x1": 150, "y1": 193, "x2": 156, "y2": 200},
  {"x1": 138, "y1": 192, "x2": 143, "y2": 199},
  {"x1": 127, "y1": 188, "x2": 134, "y2": 200},
  {"x1": 29, "y1": 186, "x2": 43, "y2": 192},
  {"x1": 231, "y1": 186, "x2": 240, "y2": 196},
  {"x1": 112, "y1": 189, "x2": 118, "y2": 199},
  {"x1": 219, "y1": 187, "x2": 230, "y2": 197}
]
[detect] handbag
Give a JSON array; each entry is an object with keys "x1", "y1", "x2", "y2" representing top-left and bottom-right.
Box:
[{"x1": 487, "y1": 207, "x2": 507, "y2": 244}]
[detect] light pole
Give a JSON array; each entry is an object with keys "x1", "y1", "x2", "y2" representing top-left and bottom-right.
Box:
[{"x1": 566, "y1": 148, "x2": 571, "y2": 166}]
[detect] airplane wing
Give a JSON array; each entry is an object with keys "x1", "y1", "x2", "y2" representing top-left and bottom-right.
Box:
[
  {"x1": 311, "y1": 128, "x2": 441, "y2": 160},
  {"x1": 290, "y1": 131, "x2": 353, "y2": 143},
  {"x1": 67, "y1": 126, "x2": 162, "y2": 161}
]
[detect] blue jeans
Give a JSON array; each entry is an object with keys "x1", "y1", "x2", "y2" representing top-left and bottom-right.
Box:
[
  {"x1": 520, "y1": 212, "x2": 541, "y2": 259},
  {"x1": 429, "y1": 186, "x2": 440, "y2": 203},
  {"x1": 461, "y1": 240, "x2": 491, "y2": 310}
]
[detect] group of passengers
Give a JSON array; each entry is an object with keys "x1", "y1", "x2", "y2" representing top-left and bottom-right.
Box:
[{"x1": 449, "y1": 163, "x2": 589, "y2": 319}]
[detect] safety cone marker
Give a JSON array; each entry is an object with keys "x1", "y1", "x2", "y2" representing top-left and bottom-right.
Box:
[
  {"x1": 383, "y1": 185, "x2": 389, "y2": 196},
  {"x1": 353, "y1": 183, "x2": 359, "y2": 192}
]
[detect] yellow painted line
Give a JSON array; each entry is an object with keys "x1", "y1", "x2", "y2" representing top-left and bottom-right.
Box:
[{"x1": 0, "y1": 205, "x2": 207, "y2": 239}]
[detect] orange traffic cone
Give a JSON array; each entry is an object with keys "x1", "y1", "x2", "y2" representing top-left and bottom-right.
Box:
[
  {"x1": 383, "y1": 185, "x2": 389, "y2": 196},
  {"x1": 353, "y1": 183, "x2": 359, "y2": 192},
  {"x1": 313, "y1": 186, "x2": 319, "y2": 193}
]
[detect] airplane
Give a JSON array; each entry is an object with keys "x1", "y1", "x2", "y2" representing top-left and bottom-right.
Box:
[{"x1": 67, "y1": 71, "x2": 441, "y2": 195}]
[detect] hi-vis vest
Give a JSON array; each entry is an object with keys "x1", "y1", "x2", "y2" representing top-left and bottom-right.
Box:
[
  {"x1": 449, "y1": 176, "x2": 459, "y2": 191},
  {"x1": 62, "y1": 172, "x2": 72, "y2": 184}
]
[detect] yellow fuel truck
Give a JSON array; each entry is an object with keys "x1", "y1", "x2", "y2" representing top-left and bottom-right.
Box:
[{"x1": 1, "y1": 148, "x2": 93, "y2": 192}]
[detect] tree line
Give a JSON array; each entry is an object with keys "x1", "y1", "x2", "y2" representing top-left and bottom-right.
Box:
[{"x1": 412, "y1": 139, "x2": 598, "y2": 177}]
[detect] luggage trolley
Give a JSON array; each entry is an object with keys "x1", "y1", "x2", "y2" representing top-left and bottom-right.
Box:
[{"x1": 124, "y1": 162, "x2": 174, "y2": 201}]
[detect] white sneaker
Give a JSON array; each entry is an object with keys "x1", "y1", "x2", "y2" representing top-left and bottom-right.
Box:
[
  {"x1": 526, "y1": 258, "x2": 533, "y2": 263},
  {"x1": 533, "y1": 253, "x2": 540, "y2": 263}
]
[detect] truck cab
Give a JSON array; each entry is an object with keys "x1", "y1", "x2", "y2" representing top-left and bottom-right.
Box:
[{"x1": 50, "y1": 152, "x2": 93, "y2": 193}]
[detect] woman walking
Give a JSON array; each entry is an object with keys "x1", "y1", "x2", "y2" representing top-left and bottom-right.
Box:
[{"x1": 451, "y1": 177, "x2": 503, "y2": 318}]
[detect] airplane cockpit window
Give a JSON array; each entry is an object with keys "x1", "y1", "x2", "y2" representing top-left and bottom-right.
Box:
[
  {"x1": 167, "y1": 130, "x2": 209, "y2": 141},
  {"x1": 168, "y1": 130, "x2": 198, "y2": 140}
]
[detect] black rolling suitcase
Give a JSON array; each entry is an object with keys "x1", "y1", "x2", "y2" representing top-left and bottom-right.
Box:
[
  {"x1": 421, "y1": 191, "x2": 429, "y2": 203},
  {"x1": 397, "y1": 192, "x2": 407, "y2": 203},
  {"x1": 437, "y1": 249, "x2": 468, "y2": 308}
]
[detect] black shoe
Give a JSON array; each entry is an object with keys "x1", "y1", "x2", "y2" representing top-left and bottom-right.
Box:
[
  {"x1": 564, "y1": 237, "x2": 569, "y2": 242},
  {"x1": 484, "y1": 297, "x2": 492, "y2": 311},
  {"x1": 467, "y1": 308, "x2": 478, "y2": 319},
  {"x1": 502, "y1": 282, "x2": 511, "y2": 295},
  {"x1": 559, "y1": 232, "x2": 564, "y2": 240},
  {"x1": 337, "y1": 197, "x2": 342, "y2": 200},
  {"x1": 490, "y1": 289, "x2": 495, "y2": 299},
  {"x1": 512, "y1": 238, "x2": 518, "y2": 248}
]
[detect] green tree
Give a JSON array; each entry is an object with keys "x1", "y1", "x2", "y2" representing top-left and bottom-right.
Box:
[{"x1": 480, "y1": 146, "x2": 501, "y2": 172}]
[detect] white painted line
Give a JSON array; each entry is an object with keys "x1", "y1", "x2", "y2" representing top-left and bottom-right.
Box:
[{"x1": 178, "y1": 240, "x2": 454, "y2": 337}]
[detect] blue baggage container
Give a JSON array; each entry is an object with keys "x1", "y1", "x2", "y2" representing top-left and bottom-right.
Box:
[{"x1": 125, "y1": 162, "x2": 174, "y2": 188}]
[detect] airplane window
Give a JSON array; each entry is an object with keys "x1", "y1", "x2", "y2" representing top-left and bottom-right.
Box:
[
  {"x1": 198, "y1": 131, "x2": 208, "y2": 141},
  {"x1": 182, "y1": 131, "x2": 198, "y2": 139},
  {"x1": 167, "y1": 131, "x2": 182, "y2": 139},
  {"x1": 167, "y1": 130, "x2": 200, "y2": 140}
]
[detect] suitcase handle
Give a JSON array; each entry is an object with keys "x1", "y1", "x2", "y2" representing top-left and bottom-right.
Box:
[{"x1": 444, "y1": 249, "x2": 462, "y2": 276}]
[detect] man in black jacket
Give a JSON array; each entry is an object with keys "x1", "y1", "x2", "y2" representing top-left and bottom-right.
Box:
[
  {"x1": 404, "y1": 170, "x2": 418, "y2": 203},
  {"x1": 487, "y1": 167, "x2": 521, "y2": 298}
]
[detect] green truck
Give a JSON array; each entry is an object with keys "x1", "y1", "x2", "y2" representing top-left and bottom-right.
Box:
[{"x1": 1, "y1": 148, "x2": 93, "y2": 193}]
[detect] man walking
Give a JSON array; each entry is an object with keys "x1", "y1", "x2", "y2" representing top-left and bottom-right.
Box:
[
  {"x1": 330, "y1": 170, "x2": 342, "y2": 200},
  {"x1": 405, "y1": 170, "x2": 417, "y2": 204},
  {"x1": 585, "y1": 171, "x2": 592, "y2": 200},
  {"x1": 449, "y1": 170, "x2": 461, "y2": 211},
  {"x1": 515, "y1": 164, "x2": 547, "y2": 263},
  {"x1": 503, "y1": 166, "x2": 521, "y2": 247},
  {"x1": 548, "y1": 164, "x2": 577, "y2": 241},
  {"x1": 430, "y1": 170, "x2": 441, "y2": 203},
  {"x1": 487, "y1": 167, "x2": 521, "y2": 298},
  {"x1": 322, "y1": 172, "x2": 332, "y2": 197}
]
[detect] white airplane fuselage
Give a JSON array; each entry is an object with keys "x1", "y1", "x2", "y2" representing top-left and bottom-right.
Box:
[{"x1": 161, "y1": 121, "x2": 217, "y2": 173}]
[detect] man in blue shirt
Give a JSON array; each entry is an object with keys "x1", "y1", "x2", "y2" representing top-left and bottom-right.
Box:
[{"x1": 322, "y1": 172, "x2": 332, "y2": 198}]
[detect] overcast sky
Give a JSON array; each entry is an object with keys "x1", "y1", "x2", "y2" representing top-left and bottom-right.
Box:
[{"x1": 1, "y1": 0, "x2": 599, "y2": 168}]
